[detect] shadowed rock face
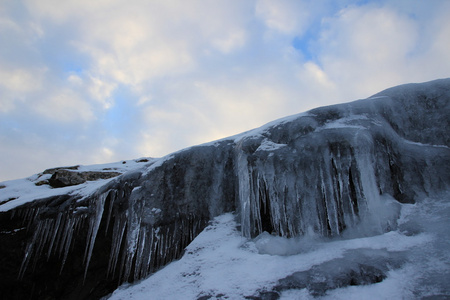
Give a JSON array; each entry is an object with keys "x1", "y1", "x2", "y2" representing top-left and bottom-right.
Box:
[{"x1": 0, "y1": 79, "x2": 449, "y2": 299}]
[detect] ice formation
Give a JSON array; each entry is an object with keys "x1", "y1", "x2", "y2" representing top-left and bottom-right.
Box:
[{"x1": 0, "y1": 78, "x2": 449, "y2": 299}]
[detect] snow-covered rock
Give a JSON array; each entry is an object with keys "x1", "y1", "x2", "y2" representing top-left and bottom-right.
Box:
[{"x1": 0, "y1": 79, "x2": 449, "y2": 299}]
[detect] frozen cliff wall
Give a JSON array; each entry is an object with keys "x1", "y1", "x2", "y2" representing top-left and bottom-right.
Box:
[
  {"x1": 234, "y1": 80, "x2": 449, "y2": 238},
  {"x1": 0, "y1": 78, "x2": 449, "y2": 299}
]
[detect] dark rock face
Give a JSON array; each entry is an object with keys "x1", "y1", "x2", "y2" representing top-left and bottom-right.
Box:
[{"x1": 0, "y1": 79, "x2": 449, "y2": 299}]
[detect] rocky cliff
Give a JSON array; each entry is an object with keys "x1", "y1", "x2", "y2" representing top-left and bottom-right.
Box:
[{"x1": 0, "y1": 78, "x2": 449, "y2": 299}]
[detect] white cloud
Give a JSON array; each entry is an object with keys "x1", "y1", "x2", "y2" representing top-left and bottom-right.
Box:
[
  {"x1": 211, "y1": 29, "x2": 247, "y2": 54},
  {"x1": 86, "y1": 75, "x2": 116, "y2": 109},
  {"x1": 136, "y1": 71, "x2": 302, "y2": 158},
  {"x1": 301, "y1": 62, "x2": 335, "y2": 89},
  {"x1": 314, "y1": 5, "x2": 420, "y2": 97},
  {"x1": 255, "y1": 0, "x2": 311, "y2": 35},
  {"x1": 415, "y1": 1, "x2": 450, "y2": 78},
  {"x1": 312, "y1": 2, "x2": 450, "y2": 98},
  {"x1": 33, "y1": 89, "x2": 94, "y2": 123},
  {"x1": 0, "y1": 67, "x2": 43, "y2": 93},
  {"x1": 26, "y1": 0, "x2": 253, "y2": 90},
  {"x1": 0, "y1": 12, "x2": 47, "y2": 112},
  {"x1": 0, "y1": 67, "x2": 46, "y2": 112},
  {"x1": 1, "y1": 0, "x2": 449, "y2": 181},
  {"x1": 0, "y1": 15, "x2": 21, "y2": 34}
]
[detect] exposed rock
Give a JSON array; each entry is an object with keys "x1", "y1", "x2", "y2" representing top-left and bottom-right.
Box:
[
  {"x1": 48, "y1": 169, "x2": 85, "y2": 187},
  {"x1": 43, "y1": 165, "x2": 80, "y2": 175},
  {"x1": 34, "y1": 179, "x2": 49, "y2": 186},
  {"x1": 136, "y1": 158, "x2": 150, "y2": 163},
  {"x1": 266, "y1": 248, "x2": 405, "y2": 297},
  {"x1": 81, "y1": 171, "x2": 122, "y2": 181},
  {"x1": 275, "y1": 261, "x2": 386, "y2": 296},
  {"x1": 48, "y1": 170, "x2": 123, "y2": 188},
  {"x1": 0, "y1": 197, "x2": 17, "y2": 205}
]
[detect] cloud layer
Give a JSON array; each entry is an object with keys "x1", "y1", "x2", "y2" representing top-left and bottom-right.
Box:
[{"x1": 1, "y1": 0, "x2": 449, "y2": 181}]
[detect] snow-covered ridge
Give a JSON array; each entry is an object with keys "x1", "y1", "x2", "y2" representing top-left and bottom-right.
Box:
[{"x1": 0, "y1": 158, "x2": 154, "y2": 212}]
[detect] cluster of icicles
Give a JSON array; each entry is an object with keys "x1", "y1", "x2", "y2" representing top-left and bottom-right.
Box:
[
  {"x1": 16, "y1": 185, "x2": 207, "y2": 284},
  {"x1": 236, "y1": 140, "x2": 390, "y2": 239},
  {"x1": 16, "y1": 135, "x2": 397, "y2": 286}
]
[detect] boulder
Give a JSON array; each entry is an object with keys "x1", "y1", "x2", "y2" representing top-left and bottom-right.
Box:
[{"x1": 48, "y1": 169, "x2": 122, "y2": 188}]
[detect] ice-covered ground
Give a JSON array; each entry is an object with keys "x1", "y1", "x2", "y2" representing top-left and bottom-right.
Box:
[{"x1": 108, "y1": 192, "x2": 450, "y2": 300}]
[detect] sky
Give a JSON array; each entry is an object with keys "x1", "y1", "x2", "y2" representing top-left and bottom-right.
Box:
[{"x1": 0, "y1": 0, "x2": 449, "y2": 181}]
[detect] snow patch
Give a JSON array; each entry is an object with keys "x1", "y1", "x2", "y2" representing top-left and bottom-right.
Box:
[
  {"x1": 256, "y1": 139, "x2": 287, "y2": 152},
  {"x1": 0, "y1": 158, "x2": 154, "y2": 212},
  {"x1": 320, "y1": 115, "x2": 368, "y2": 131}
]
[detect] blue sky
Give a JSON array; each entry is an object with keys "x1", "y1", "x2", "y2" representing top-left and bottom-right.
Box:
[{"x1": 0, "y1": 0, "x2": 449, "y2": 181}]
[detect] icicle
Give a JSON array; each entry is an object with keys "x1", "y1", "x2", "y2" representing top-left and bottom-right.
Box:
[
  {"x1": 60, "y1": 218, "x2": 75, "y2": 274},
  {"x1": 104, "y1": 190, "x2": 117, "y2": 235},
  {"x1": 133, "y1": 227, "x2": 147, "y2": 280},
  {"x1": 141, "y1": 227, "x2": 154, "y2": 277},
  {"x1": 119, "y1": 187, "x2": 146, "y2": 282},
  {"x1": 122, "y1": 219, "x2": 141, "y2": 282},
  {"x1": 47, "y1": 213, "x2": 63, "y2": 260},
  {"x1": 331, "y1": 156, "x2": 345, "y2": 229},
  {"x1": 83, "y1": 191, "x2": 108, "y2": 281},
  {"x1": 236, "y1": 148, "x2": 252, "y2": 238},
  {"x1": 107, "y1": 216, "x2": 127, "y2": 277},
  {"x1": 34, "y1": 219, "x2": 51, "y2": 259},
  {"x1": 18, "y1": 220, "x2": 43, "y2": 279},
  {"x1": 355, "y1": 150, "x2": 387, "y2": 233}
]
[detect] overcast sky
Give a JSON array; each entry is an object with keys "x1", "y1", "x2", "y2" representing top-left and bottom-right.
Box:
[{"x1": 0, "y1": 0, "x2": 449, "y2": 181}]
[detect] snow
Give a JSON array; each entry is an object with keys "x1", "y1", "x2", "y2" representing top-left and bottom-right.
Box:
[
  {"x1": 142, "y1": 154, "x2": 174, "y2": 176},
  {"x1": 232, "y1": 112, "x2": 309, "y2": 142},
  {"x1": 319, "y1": 115, "x2": 368, "y2": 131},
  {"x1": 256, "y1": 139, "x2": 287, "y2": 152},
  {"x1": 403, "y1": 139, "x2": 450, "y2": 149},
  {"x1": 0, "y1": 158, "x2": 154, "y2": 212},
  {"x1": 189, "y1": 112, "x2": 309, "y2": 148},
  {"x1": 108, "y1": 192, "x2": 449, "y2": 299}
]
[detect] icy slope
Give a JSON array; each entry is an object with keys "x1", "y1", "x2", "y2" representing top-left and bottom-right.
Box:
[
  {"x1": 0, "y1": 78, "x2": 449, "y2": 299},
  {"x1": 109, "y1": 193, "x2": 450, "y2": 299}
]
